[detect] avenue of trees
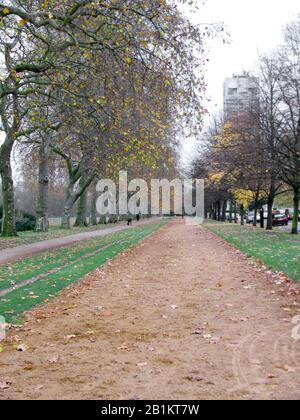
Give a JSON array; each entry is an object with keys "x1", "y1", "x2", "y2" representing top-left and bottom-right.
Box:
[
  {"x1": 0, "y1": 0, "x2": 220, "y2": 236},
  {"x1": 192, "y1": 16, "x2": 300, "y2": 234}
]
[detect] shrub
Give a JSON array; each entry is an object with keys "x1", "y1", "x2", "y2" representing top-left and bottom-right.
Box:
[
  {"x1": 16, "y1": 217, "x2": 36, "y2": 232},
  {"x1": 0, "y1": 210, "x2": 36, "y2": 233}
]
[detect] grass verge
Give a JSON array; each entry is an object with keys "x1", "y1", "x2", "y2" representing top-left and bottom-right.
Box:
[
  {"x1": 0, "y1": 220, "x2": 168, "y2": 323},
  {"x1": 0, "y1": 223, "x2": 126, "y2": 251},
  {"x1": 205, "y1": 221, "x2": 300, "y2": 282}
]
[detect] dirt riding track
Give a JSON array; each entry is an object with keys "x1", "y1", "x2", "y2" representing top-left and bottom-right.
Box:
[{"x1": 1, "y1": 220, "x2": 300, "y2": 400}]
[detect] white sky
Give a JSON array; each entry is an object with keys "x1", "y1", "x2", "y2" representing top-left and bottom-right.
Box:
[
  {"x1": 181, "y1": 0, "x2": 300, "y2": 164},
  {"x1": 191, "y1": 0, "x2": 300, "y2": 113}
]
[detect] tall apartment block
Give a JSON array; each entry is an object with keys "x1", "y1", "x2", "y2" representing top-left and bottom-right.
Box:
[{"x1": 223, "y1": 74, "x2": 259, "y2": 120}]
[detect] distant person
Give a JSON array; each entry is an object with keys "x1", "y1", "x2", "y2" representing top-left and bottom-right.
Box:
[
  {"x1": 127, "y1": 216, "x2": 133, "y2": 226},
  {"x1": 136, "y1": 213, "x2": 140, "y2": 222}
]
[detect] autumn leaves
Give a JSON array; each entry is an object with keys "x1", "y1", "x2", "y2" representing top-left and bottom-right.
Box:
[{"x1": 0, "y1": 1, "x2": 214, "y2": 236}]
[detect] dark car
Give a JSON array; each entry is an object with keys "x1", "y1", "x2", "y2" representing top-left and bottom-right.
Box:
[{"x1": 272, "y1": 214, "x2": 289, "y2": 226}]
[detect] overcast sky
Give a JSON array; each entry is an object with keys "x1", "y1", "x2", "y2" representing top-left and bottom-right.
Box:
[
  {"x1": 191, "y1": 0, "x2": 300, "y2": 112},
  {"x1": 181, "y1": 0, "x2": 300, "y2": 163}
]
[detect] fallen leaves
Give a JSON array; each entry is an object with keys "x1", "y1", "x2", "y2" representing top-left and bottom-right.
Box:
[
  {"x1": 283, "y1": 365, "x2": 297, "y2": 373},
  {"x1": 192, "y1": 328, "x2": 204, "y2": 335},
  {"x1": 184, "y1": 375, "x2": 204, "y2": 383},
  {"x1": 48, "y1": 356, "x2": 59, "y2": 364},
  {"x1": 16, "y1": 344, "x2": 27, "y2": 352},
  {"x1": 137, "y1": 362, "x2": 148, "y2": 367},
  {"x1": 101, "y1": 311, "x2": 114, "y2": 317},
  {"x1": 117, "y1": 344, "x2": 129, "y2": 351},
  {"x1": 0, "y1": 379, "x2": 12, "y2": 390},
  {"x1": 64, "y1": 334, "x2": 76, "y2": 341},
  {"x1": 243, "y1": 284, "x2": 256, "y2": 290},
  {"x1": 23, "y1": 362, "x2": 34, "y2": 371}
]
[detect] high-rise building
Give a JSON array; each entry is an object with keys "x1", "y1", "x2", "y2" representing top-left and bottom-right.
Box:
[{"x1": 223, "y1": 74, "x2": 259, "y2": 120}]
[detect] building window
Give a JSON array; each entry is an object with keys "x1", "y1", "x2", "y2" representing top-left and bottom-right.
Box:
[{"x1": 228, "y1": 88, "x2": 237, "y2": 96}]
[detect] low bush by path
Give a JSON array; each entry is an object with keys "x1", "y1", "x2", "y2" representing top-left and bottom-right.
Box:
[{"x1": 205, "y1": 221, "x2": 300, "y2": 283}]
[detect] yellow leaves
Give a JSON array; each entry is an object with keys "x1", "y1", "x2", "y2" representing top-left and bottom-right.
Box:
[
  {"x1": 18, "y1": 19, "x2": 28, "y2": 28},
  {"x1": 10, "y1": 70, "x2": 21, "y2": 82},
  {"x1": 2, "y1": 7, "x2": 10, "y2": 15},
  {"x1": 41, "y1": 0, "x2": 50, "y2": 9},
  {"x1": 215, "y1": 122, "x2": 240, "y2": 148},
  {"x1": 124, "y1": 56, "x2": 133, "y2": 66},
  {"x1": 223, "y1": 121, "x2": 234, "y2": 130},
  {"x1": 231, "y1": 189, "x2": 255, "y2": 207},
  {"x1": 208, "y1": 172, "x2": 225, "y2": 185}
]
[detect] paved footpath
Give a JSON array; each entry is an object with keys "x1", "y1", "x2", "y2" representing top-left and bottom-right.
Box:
[
  {"x1": 0, "y1": 220, "x2": 300, "y2": 400},
  {"x1": 0, "y1": 221, "x2": 154, "y2": 265}
]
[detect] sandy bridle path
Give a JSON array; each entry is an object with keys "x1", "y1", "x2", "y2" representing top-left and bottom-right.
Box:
[{"x1": 1, "y1": 219, "x2": 300, "y2": 400}]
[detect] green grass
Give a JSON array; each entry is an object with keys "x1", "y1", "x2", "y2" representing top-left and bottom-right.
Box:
[
  {"x1": 0, "y1": 220, "x2": 168, "y2": 323},
  {"x1": 205, "y1": 221, "x2": 300, "y2": 282},
  {"x1": 0, "y1": 223, "x2": 122, "y2": 251},
  {"x1": 0, "y1": 228, "x2": 146, "y2": 291}
]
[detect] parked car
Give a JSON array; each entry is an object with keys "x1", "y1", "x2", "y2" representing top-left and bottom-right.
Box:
[
  {"x1": 247, "y1": 211, "x2": 259, "y2": 224},
  {"x1": 285, "y1": 209, "x2": 300, "y2": 221},
  {"x1": 272, "y1": 213, "x2": 289, "y2": 226},
  {"x1": 247, "y1": 211, "x2": 267, "y2": 224}
]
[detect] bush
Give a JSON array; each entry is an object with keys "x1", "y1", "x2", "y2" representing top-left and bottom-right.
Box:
[
  {"x1": 0, "y1": 210, "x2": 36, "y2": 233},
  {"x1": 16, "y1": 217, "x2": 36, "y2": 232}
]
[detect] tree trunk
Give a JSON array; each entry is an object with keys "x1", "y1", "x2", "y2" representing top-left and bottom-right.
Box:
[
  {"x1": 260, "y1": 208, "x2": 264, "y2": 229},
  {"x1": 60, "y1": 168, "x2": 95, "y2": 229},
  {"x1": 234, "y1": 202, "x2": 238, "y2": 223},
  {"x1": 217, "y1": 202, "x2": 221, "y2": 221},
  {"x1": 266, "y1": 180, "x2": 275, "y2": 231},
  {"x1": 253, "y1": 206, "x2": 258, "y2": 227},
  {"x1": 90, "y1": 178, "x2": 98, "y2": 226},
  {"x1": 229, "y1": 201, "x2": 233, "y2": 223},
  {"x1": 266, "y1": 198, "x2": 274, "y2": 231},
  {"x1": 291, "y1": 187, "x2": 299, "y2": 235},
  {"x1": 240, "y1": 204, "x2": 245, "y2": 226},
  {"x1": 0, "y1": 140, "x2": 17, "y2": 237},
  {"x1": 74, "y1": 187, "x2": 88, "y2": 227},
  {"x1": 213, "y1": 204, "x2": 217, "y2": 220},
  {"x1": 36, "y1": 138, "x2": 50, "y2": 232},
  {"x1": 222, "y1": 200, "x2": 227, "y2": 222},
  {"x1": 74, "y1": 163, "x2": 92, "y2": 227},
  {"x1": 61, "y1": 187, "x2": 74, "y2": 230}
]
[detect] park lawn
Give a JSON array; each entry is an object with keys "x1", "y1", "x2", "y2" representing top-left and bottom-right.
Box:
[
  {"x1": 0, "y1": 220, "x2": 168, "y2": 324},
  {"x1": 0, "y1": 222, "x2": 124, "y2": 252},
  {"x1": 205, "y1": 221, "x2": 300, "y2": 282},
  {"x1": 0, "y1": 228, "x2": 142, "y2": 291}
]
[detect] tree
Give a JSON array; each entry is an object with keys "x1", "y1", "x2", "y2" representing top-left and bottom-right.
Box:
[
  {"x1": 251, "y1": 56, "x2": 287, "y2": 230},
  {"x1": 1, "y1": 0, "x2": 219, "y2": 236},
  {"x1": 276, "y1": 17, "x2": 300, "y2": 234}
]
